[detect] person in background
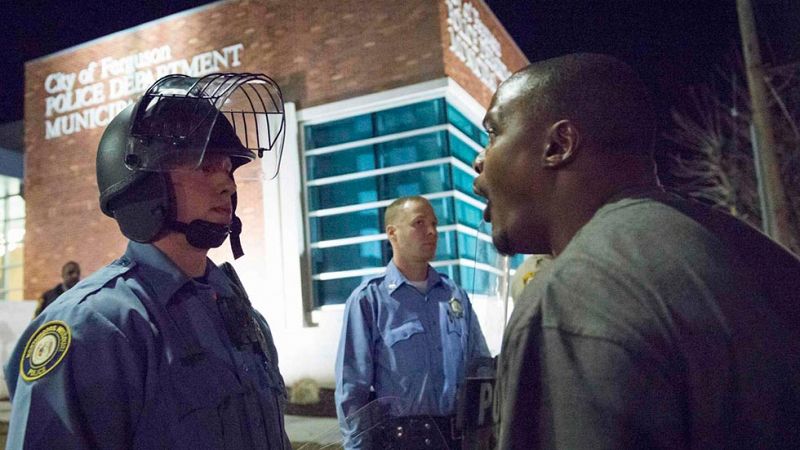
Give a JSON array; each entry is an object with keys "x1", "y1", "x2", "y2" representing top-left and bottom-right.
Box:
[
  {"x1": 35, "y1": 260, "x2": 81, "y2": 316},
  {"x1": 335, "y1": 195, "x2": 492, "y2": 449},
  {"x1": 472, "y1": 52, "x2": 800, "y2": 449}
]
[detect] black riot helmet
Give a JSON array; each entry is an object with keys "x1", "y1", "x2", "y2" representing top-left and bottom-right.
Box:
[{"x1": 97, "y1": 73, "x2": 285, "y2": 259}]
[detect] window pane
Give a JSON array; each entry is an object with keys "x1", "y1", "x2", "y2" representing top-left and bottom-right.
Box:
[
  {"x1": 7, "y1": 218, "x2": 24, "y2": 245},
  {"x1": 447, "y1": 103, "x2": 485, "y2": 146},
  {"x1": 430, "y1": 197, "x2": 455, "y2": 226},
  {"x1": 448, "y1": 132, "x2": 479, "y2": 166},
  {"x1": 375, "y1": 99, "x2": 445, "y2": 136},
  {"x1": 436, "y1": 264, "x2": 461, "y2": 284},
  {"x1": 8, "y1": 195, "x2": 24, "y2": 220},
  {"x1": 452, "y1": 166, "x2": 481, "y2": 200},
  {"x1": 313, "y1": 241, "x2": 383, "y2": 273},
  {"x1": 458, "y1": 232, "x2": 497, "y2": 265},
  {"x1": 308, "y1": 177, "x2": 378, "y2": 211},
  {"x1": 307, "y1": 145, "x2": 376, "y2": 180},
  {"x1": 455, "y1": 199, "x2": 484, "y2": 229},
  {"x1": 7, "y1": 246, "x2": 23, "y2": 267},
  {"x1": 381, "y1": 164, "x2": 451, "y2": 199},
  {"x1": 310, "y1": 209, "x2": 380, "y2": 242},
  {"x1": 7, "y1": 265, "x2": 23, "y2": 296},
  {"x1": 314, "y1": 276, "x2": 369, "y2": 306},
  {"x1": 0, "y1": 178, "x2": 6, "y2": 197},
  {"x1": 377, "y1": 132, "x2": 447, "y2": 168},
  {"x1": 479, "y1": 131, "x2": 489, "y2": 147},
  {"x1": 6, "y1": 177, "x2": 22, "y2": 195},
  {"x1": 305, "y1": 114, "x2": 374, "y2": 149},
  {"x1": 435, "y1": 231, "x2": 458, "y2": 261},
  {"x1": 459, "y1": 266, "x2": 494, "y2": 296}
]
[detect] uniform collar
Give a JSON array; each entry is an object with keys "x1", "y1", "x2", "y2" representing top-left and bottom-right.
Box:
[
  {"x1": 384, "y1": 259, "x2": 442, "y2": 294},
  {"x1": 123, "y1": 241, "x2": 223, "y2": 306}
]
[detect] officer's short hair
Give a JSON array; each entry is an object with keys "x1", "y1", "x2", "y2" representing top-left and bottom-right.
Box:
[{"x1": 384, "y1": 196, "x2": 431, "y2": 230}]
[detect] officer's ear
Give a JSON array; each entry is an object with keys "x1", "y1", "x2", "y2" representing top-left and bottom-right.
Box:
[{"x1": 386, "y1": 224, "x2": 397, "y2": 243}]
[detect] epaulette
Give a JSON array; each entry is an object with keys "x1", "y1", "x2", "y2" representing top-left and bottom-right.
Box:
[
  {"x1": 70, "y1": 257, "x2": 136, "y2": 304},
  {"x1": 351, "y1": 274, "x2": 387, "y2": 295}
]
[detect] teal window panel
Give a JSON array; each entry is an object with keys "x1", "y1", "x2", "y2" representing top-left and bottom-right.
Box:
[
  {"x1": 305, "y1": 113, "x2": 374, "y2": 150},
  {"x1": 455, "y1": 199, "x2": 484, "y2": 229},
  {"x1": 448, "y1": 132, "x2": 478, "y2": 166},
  {"x1": 307, "y1": 145, "x2": 376, "y2": 180},
  {"x1": 457, "y1": 232, "x2": 498, "y2": 266},
  {"x1": 446, "y1": 103, "x2": 488, "y2": 147},
  {"x1": 459, "y1": 266, "x2": 494, "y2": 296},
  {"x1": 313, "y1": 241, "x2": 383, "y2": 273},
  {"x1": 377, "y1": 132, "x2": 448, "y2": 168},
  {"x1": 310, "y1": 209, "x2": 380, "y2": 242},
  {"x1": 435, "y1": 230, "x2": 458, "y2": 261},
  {"x1": 430, "y1": 197, "x2": 455, "y2": 226},
  {"x1": 375, "y1": 99, "x2": 445, "y2": 136},
  {"x1": 436, "y1": 264, "x2": 462, "y2": 285},
  {"x1": 381, "y1": 164, "x2": 452, "y2": 199},
  {"x1": 314, "y1": 276, "x2": 369, "y2": 306},
  {"x1": 478, "y1": 131, "x2": 489, "y2": 147},
  {"x1": 308, "y1": 177, "x2": 378, "y2": 211},
  {"x1": 452, "y1": 166, "x2": 481, "y2": 201}
]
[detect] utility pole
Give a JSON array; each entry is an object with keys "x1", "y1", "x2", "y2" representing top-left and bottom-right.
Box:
[{"x1": 736, "y1": 0, "x2": 793, "y2": 247}]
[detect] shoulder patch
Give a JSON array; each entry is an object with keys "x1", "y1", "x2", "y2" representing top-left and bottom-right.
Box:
[{"x1": 20, "y1": 321, "x2": 71, "y2": 382}]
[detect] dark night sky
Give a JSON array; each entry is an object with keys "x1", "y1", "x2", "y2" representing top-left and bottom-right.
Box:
[{"x1": 1, "y1": 1, "x2": 796, "y2": 127}]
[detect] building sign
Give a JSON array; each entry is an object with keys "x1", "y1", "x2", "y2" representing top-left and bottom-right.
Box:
[
  {"x1": 43, "y1": 43, "x2": 245, "y2": 140},
  {"x1": 446, "y1": 0, "x2": 512, "y2": 91}
]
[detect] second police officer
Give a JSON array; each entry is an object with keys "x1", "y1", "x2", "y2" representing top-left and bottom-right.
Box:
[{"x1": 335, "y1": 196, "x2": 492, "y2": 449}]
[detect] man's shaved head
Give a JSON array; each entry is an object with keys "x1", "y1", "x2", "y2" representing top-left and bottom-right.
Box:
[
  {"x1": 511, "y1": 53, "x2": 656, "y2": 158},
  {"x1": 473, "y1": 53, "x2": 661, "y2": 256},
  {"x1": 384, "y1": 196, "x2": 431, "y2": 229}
]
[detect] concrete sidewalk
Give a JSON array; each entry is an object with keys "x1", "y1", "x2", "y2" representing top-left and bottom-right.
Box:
[{"x1": 1, "y1": 400, "x2": 341, "y2": 449}]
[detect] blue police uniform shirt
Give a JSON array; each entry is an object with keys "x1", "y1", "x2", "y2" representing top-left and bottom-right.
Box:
[
  {"x1": 334, "y1": 260, "x2": 491, "y2": 446},
  {"x1": 3, "y1": 241, "x2": 290, "y2": 449}
]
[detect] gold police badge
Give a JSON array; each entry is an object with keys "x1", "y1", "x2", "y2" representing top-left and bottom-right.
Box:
[
  {"x1": 20, "y1": 321, "x2": 71, "y2": 382},
  {"x1": 448, "y1": 297, "x2": 464, "y2": 319}
]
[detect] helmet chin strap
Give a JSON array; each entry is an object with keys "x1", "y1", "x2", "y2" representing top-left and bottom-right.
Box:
[{"x1": 170, "y1": 215, "x2": 244, "y2": 259}]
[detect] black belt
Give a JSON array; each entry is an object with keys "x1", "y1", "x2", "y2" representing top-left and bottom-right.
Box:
[{"x1": 372, "y1": 415, "x2": 461, "y2": 449}]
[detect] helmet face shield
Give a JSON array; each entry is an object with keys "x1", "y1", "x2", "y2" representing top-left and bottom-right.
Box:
[{"x1": 127, "y1": 73, "x2": 285, "y2": 179}]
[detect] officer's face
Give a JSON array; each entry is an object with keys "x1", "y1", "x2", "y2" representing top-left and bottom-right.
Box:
[
  {"x1": 387, "y1": 200, "x2": 439, "y2": 264},
  {"x1": 171, "y1": 154, "x2": 236, "y2": 226}
]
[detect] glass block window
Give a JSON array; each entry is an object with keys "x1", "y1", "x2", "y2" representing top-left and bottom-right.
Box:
[
  {"x1": 303, "y1": 98, "x2": 502, "y2": 306},
  {"x1": 0, "y1": 175, "x2": 25, "y2": 300}
]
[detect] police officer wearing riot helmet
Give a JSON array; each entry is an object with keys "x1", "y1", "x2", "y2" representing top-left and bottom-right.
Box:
[
  {"x1": 4, "y1": 73, "x2": 291, "y2": 449},
  {"x1": 335, "y1": 196, "x2": 491, "y2": 449}
]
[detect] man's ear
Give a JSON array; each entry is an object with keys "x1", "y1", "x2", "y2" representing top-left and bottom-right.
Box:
[
  {"x1": 542, "y1": 120, "x2": 580, "y2": 168},
  {"x1": 386, "y1": 224, "x2": 396, "y2": 243}
]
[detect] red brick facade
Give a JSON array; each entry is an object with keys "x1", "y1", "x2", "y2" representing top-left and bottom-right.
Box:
[{"x1": 23, "y1": 0, "x2": 527, "y2": 298}]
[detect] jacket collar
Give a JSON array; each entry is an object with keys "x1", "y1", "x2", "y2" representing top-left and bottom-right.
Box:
[
  {"x1": 383, "y1": 259, "x2": 442, "y2": 295},
  {"x1": 124, "y1": 241, "x2": 221, "y2": 306}
]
